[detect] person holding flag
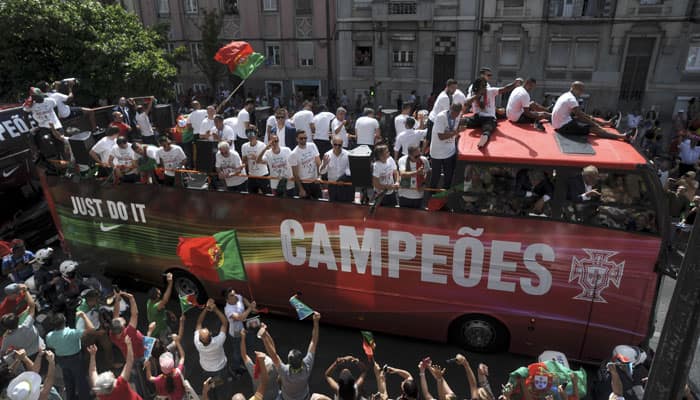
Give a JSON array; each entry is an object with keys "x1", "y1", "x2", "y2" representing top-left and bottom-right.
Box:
[{"x1": 240, "y1": 328, "x2": 280, "y2": 400}]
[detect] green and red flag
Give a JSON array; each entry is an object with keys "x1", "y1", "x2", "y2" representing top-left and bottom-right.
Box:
[
  {"x1": 289, "y1": 295, "x2": 314, "y2": 320},
  {"x1": 179, "y1": 293, "x2": 202, "y2": 314},
  {"x1": 174, "y1": 114, "x2": 194, "y2": 144},
  {"x1": 361, "y1": 331, "x2": 376, "y2": 359},
  {"x1": 214, "y1": 41, "x2": 265, "y2": 80},
  {"x1": 176, "y1": 230, "x2": 247, "y2": 282}
]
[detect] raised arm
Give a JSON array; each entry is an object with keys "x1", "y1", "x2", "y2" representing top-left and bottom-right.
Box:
[
  {"x1": 177, "y1": 314, "x2": 186, "y2": 341},
  {"x1": 157, "y1": 273, "x2": 174, "y2": 311},
  {"x1": 77, "y1": 311, "x2": 95, "y2": 332},
  {"x1": 125, "y1": 292, "x2": 138, "y2": 328},
  {"x1": 386, "y1": 366, "x2": 412, "y2": 381},
  {"x1": 145, "y1": 97, "x2": 155, "y2": 114},
  {"x1": 145, "y1": 359, "x2": 156, "y2": 382},
  {"x1": 373, "y1": 361, "x2": 389, "y2": 400},
  {"x1": 112, "y1": 291, "x2": 122, "y2": 320},
  {"x1": 308, "y1": 311, "x2": 321, "y2": 354},
  {"x1": 196, "y1": 303, "x2": 209, "y2": 330},
  {"x1": 354, "y1": 357, "x2": 368, "y2": 389},
  {"x1": 25, "y1": 289, "x2": 36, "y2": 317},
  {"x1": 175, "y1": 334, "x2": 186, "y2": 367},
  {"x1": 419, "y1": 360, "x2": 435, "y2": 400},
  {"x1": 324, "y1": 357, "x2": 342, "y2": 392},
  {"x1": 211, "y1": 301, "x2": 228, "y2": 335},
  {"x1": 607, "y1": 364, "x2": 623, "y2": 397},
  {"x1": 38, "y1": 351, "x2": 56, "y2": 400},
  {"x1": 255, "y1": 351, "x2": 269, "y2": 399},
  {"x1": 121, "y1": 335, "x2": 134, "y2": 381},
  {"x1": 260, "y1": 324, "x2": 282, "y2": 367},
  {"x1": 240, "y1": 328, "x2": 252, "y2": 365},
  {"x1": 498, "y1": 80, "x2": 520, "y2": 95},
  {"x1": 456, "y1": 354, "x2": 480, "y2": 399},
  {"x1": 88, "y1": 344, "x2": 99, "y2": 388}
]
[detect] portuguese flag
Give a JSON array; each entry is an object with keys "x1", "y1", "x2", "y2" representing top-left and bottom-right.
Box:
[
  {"x1": 214, "y1": 41, "x2": 265, "y2": 79},
  {"x1": 176, "y1": 230, "x2": 247, "y2": 282},
  {"x1": 361, "y1": 331, "x2": 376, "y2": 359},
  {"x1": 179, "y1": 293, "x2": 202, "y2": 314}
]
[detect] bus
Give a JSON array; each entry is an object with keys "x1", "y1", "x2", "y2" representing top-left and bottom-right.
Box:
[{"x1": 38, "y1": 116, "x2": 668, "y2": 362}]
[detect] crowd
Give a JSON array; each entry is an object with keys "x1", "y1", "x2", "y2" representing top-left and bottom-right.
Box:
[{"x1": 1, "y1": 239, "x2": 697, "y2": 400}]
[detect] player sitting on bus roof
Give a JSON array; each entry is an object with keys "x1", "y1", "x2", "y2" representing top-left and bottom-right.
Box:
[
  {"x1": 552, "y1": 82, "x2": 627, "y2": 140},
  {"x1": 506, "y1": 78, "x2": 551, "y2": 131},
  {"x1": 466, "y1": 77, "x2": 521, "y2": 149}
]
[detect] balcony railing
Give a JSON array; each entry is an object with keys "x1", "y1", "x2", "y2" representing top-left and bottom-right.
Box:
[{"x1": 388, "y1": 1, "x2": 417, "y2": 15}]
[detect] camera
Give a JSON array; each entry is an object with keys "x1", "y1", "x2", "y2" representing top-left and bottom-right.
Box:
[
  {"x1": 245, "y1": 316, "x2": 261, "y2": 330},
  {"x1": 62, "y1": 78, "x2": 79, "y2": 85}
]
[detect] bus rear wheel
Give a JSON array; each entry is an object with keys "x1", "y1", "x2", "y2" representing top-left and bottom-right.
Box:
[
  {"x1": 450, "y1": 315, "x2": 509, "y2": 353},
  {"x1": 171, "y1": 270, "x2": 206, "y2": 304}
]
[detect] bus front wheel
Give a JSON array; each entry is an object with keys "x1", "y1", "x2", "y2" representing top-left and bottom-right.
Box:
[
  {"x1": 449, "y1": 315, "x2": 509, "y2": 353},
  {"x1": 170, "y1": 270, "x2": 206, "y2": 304}
]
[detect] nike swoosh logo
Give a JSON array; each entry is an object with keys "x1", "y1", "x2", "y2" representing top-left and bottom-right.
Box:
[
  {"x1": 99, "y1": 223, "x2": 122, "y2": 232},
  {"x1": 2, "y1": 166, "x2": 19, "y2": 178}
]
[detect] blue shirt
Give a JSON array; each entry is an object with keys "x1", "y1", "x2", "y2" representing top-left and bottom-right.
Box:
[
  {"x1": 1, "y1": 251, "x2": 34, "y2": 282},
  {"x1": 46, "y1": 326, "x2": 84, "y2": 356}
]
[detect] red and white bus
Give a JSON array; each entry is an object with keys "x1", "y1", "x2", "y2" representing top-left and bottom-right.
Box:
[{"x1": 40, "y1": 118, "x2": 668, "y2": 362}]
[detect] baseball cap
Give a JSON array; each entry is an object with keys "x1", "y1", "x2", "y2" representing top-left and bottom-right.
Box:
[
  {"x1": 4, "y1": 283, "x2": 21, "y2": 296},
  {"x1": 159, "y1": 352, "x2": 175, "y2": 374},
  {"x1": 8, "y1": 371, "x2": 42, "y2": 400}
]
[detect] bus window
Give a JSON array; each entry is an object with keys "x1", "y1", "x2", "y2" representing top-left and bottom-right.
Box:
[
  {"x1": 563, "y1": 170, "x2": 658, "y2": 233},
  {"x1": 453, "y1": 163, "x2": 555, "y2": 217}
]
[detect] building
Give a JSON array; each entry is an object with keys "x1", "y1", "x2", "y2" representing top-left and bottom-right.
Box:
[
  {"x1": 122, "y1": 0, "x2": 336, "y2": 106},
  {"x1": 479, "y1": 0, "x2": 700, "y2": 118},
  {"x1": 335, "y1": 0, "x2": 481, "y2": 111}
]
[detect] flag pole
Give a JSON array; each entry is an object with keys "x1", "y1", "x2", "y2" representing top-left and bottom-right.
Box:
[{"x1": 216, "y1": 79, "x2": 247, "y2": 114}]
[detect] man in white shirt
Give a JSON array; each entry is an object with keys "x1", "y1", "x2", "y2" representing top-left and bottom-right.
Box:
[
  {"x1": 394, "y1": 102, "x2": 412, "y2": 138},
  {"x1": 205, "y1": 115, "x2": 235, "y2": 143},
  {"x1": 235, "y1": 98, "x2": 257, "y2": 154},
  {"x1": 679, "y1": 134, "x2": 700, "y2": 175},
  {"x1": 89, "y1": 126, "x2": 120, "y2": 177},
  {"x1": 429, "y1": 103, "x2": 463, "y2": 194},
  {"x1": 199, "y1": 106, "x2": 217, "y2": 140},
  {"x1": 292, "y1": 101, "x2": 314, "y2": 140},
  {"x1": 355, "y1": 108, "x2": 381, "y2": 147},
  {"x1": 258, "y1": 133, "x2": 296, "y2": 197},
  {"x1": 290, "y1": 130, "x2": 321, "y2": 199},
  {"x1": 372, "y1": 145, "x2": 399, "y2": 207},
  {"x1": 506, "y1": 78, "x2": 550, "y2": 129},
  {"x1": 466, "y1": 77, "x2": 520, "y2": 148},
  {"x1": 186, "y1": 101, "x2": 208, "y2": 136},
  {"x1": 24, "y1": 87, "x2": 63, "y2": 130},
  {"x1": 215, "y1": 141, "x2": 247, "y2": 191},
  {"x1": 552, "y1": 81, "x2": 627, "y2": 140},
  {"x1": 427, "y1": 78, "x2": 467, "y2": 150},
  {"x1": 394, "y1": 117, "x2": 427, "y2": 160},
  {"x1": 41, "y1": 80, "x2": 89, "y2": 123},
  {"x1": 319, "y1": 135, "x2": 353, "y2": 202},
  {"x1": 331, "y1": 107, "x2": 352, "y2": 148},
  {"x1": 108, "y1": 136, "x2": 139, "y2": 183},
  {"x1": 156, "y1": 136, "x2": 187, "y2": 186},
  {"x1": 270, "y1": 108, "x2": 296, "y2": 149},
  {"x1": 195, "y1": 299, "x2": 231, "y2": 400},
  {"x1": 241, "y1": 129, "x2": 271, "y2": 194},
  {"x1": 398, "y1": 145, "x2": 431, "y2": 209},
  {"x1": 311, "y1": 105, "x2": 336, "y2": 156},
  {"x1": 135, "y1": 96, "x2": 157, "y2": 145}
]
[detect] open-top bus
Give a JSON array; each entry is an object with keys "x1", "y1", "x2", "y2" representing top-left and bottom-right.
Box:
[{"x1": 38, "y1": 116, "x2": 668, "y2": 362}]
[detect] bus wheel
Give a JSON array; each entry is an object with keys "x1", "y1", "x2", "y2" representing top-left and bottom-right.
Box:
[
  {"x1": 450, "y1": 315, "x2": 509, "y2": 353},
  {"x1": 171, "y1": 270, "x2": 206, "y2": 304}
]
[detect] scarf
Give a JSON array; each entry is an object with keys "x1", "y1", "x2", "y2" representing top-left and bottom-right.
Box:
[{"x1": 404, "y1": 156, "x2": 425, "y2": 188}]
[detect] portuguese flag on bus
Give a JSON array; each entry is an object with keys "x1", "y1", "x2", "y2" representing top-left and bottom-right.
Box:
[
  {"x1": 214, "y1": 41, "x2": 265, "y2": 79},
  {"x1": 176, "y1": 230, "x2": 247, "y2": 282}
]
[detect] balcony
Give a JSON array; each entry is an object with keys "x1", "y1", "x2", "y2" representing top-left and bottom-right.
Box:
[
  {"x1": 548, "y1": 0, "x2": 616, "y2": 18},
  {"x1": 388, "y1": 1, "x2": 416, "y2": 15},
  {"x1": 372, "y1": 0, "x2": 433, "y2": 21}
]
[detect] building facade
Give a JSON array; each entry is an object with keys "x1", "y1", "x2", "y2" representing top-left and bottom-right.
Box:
[
  {"x1": 479, "y1": 0, "x2": 700, "y2": 118},
  {"x1": 123, "y1": 0, "x2": 336, "y2": 105},
  {"x1": 335, "y1": 0, "x2": 480, "y2": 111}
]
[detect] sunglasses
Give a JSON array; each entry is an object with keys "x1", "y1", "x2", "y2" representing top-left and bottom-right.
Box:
[{"x1": 333, "y1": 143, "x2": 343, "y2": 147}]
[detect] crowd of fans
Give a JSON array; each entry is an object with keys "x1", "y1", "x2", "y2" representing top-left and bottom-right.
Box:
[{"x1": 1, "y1": 243, "x2": 697, "y2": 400}]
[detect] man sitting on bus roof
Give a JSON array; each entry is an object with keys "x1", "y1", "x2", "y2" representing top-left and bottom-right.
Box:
[
  {"x1": 466, "y1": 77, "x2": 520, "y2": 148},
  {"x1": 552, "y1": 82, "x2": 627, "y2": 140},
  {"x1": 506, "y1": 78, "x2": 551, "y2": 130}
]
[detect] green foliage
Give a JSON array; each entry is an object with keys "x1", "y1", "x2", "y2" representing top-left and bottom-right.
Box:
[
  {"x1": 0, "y1": 0, "x2": 178, "y2": 104},
  {"x1": 192, "y1": 9, "x2": 226, "y2": 94}
]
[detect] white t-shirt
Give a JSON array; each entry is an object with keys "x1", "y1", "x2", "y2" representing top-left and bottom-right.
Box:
[
  {"x1": 471, "y1": 87, "x2": 499, "y2": 118},
  {"x1": 265, "y1": 115, "x2": 277, "y2": 143},
  {"x1": 241, "y1": 141, "x2": 269, "y2": 176},
  {"x1": 199, "y1": 117, "x2": 216, "y2": 137},
  {"x1": 135, "y1": 112, "x2": 154, "y2": 136},
  {"x1": 186, "y1": 109, "x2": 208, "y2": 134},
  {"x1": 193, "y1": 330, "x2": 227, "y2": 372},
  {"x1": 224, "y1": 295, "x2": 245, "y2": 337},
  {"x1": 394, "y1": 129, "x2": 427, "y2": 156},
  {"x1": 206, "y1": 125, "x2": 235, "y2": 143},
  {"x1": 312, "y1": 112, "x2": 335, "y2": 141},
  {"x1": 430, "y1": 110, "x2": 461, "y2": 159},
  {"x1": 292, "y1": 109, "x2": 314, "y2": 137},
  {"x1": 398, "y1": 155, "x2": 431, "y2": 199},
  {"x1": 27, "y1": 98, "x2": 62, "y2": 129},
  {"x1": 290, "y1": 143, "x2": 320, "y2": 180},
  {"x1": 506, "y1": 86, "x2": 531, "y2": 122},
  {"x1": 429, "y1": 89, "x2": 467, "y2": 122},
  {"x1": 394, "y1": 114, "x2": 409, "y2": 136},
  {"x1": 372, "y1": 157, "x2": 398, "y2": 195},
  {"x1": 49, "y1": 92, "x2": 71, "y2": 119},
  {"x1": 91, "y1": 136, "x2": 117, "y2": 164},
  {"x1": 224, "y1": 117, "x2": 238, "y2": 131},
  {"x1": 552, "y1": 91, "x2": 579, "y2": 129},
  {"x1": 157, "y1": 145, "x2": 187, "y2": 176},
  {"x1": 109, "y1": 144, "x2": 138, "y2": 175},
  {"x1": 262, "y1": 147, "x2": 295, "y2": 190},
  {"x1": 215, "y1": 150, "x2": 247, "y2": 187},
  {"x1": 355, "y1": 116, "x2": 379, "y2": 145},
  {"x1": 320, "y1": 149, "x2": 350, "y2": 181},
  {"x1": 331, "y1": 119, "x2": 349, "y2": 148},
  {"x1": 236, "y1": 108, "x2": 251, "y2": 139},
  {"x1": 272, "y1": 124, "x2": 288, "y2": 149}
]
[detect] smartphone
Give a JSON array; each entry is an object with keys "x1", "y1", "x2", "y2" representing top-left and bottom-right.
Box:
[
  {"x1": 381, "y1": 364, "x2": 389, "y2": 373},
  {"x1": 245, "y1": 316, "x2": 261, "y2": 330}
]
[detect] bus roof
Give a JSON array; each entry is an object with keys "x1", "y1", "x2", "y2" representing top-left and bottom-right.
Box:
[{"x1": 457, "y1": 120, "x2": 649, "y2": 170}]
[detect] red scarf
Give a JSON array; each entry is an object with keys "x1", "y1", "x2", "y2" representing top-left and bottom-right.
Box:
[{"x1": 415, "y1": 157, "x2": 424, "y2": 188}]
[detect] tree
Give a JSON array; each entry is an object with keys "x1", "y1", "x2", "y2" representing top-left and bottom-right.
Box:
[
  {"x1": 192, "y1": 9, "x2": 226, "y2": 97},
  {"x1": 0, "y1": 0, "x2": 179, "y2": 104}
]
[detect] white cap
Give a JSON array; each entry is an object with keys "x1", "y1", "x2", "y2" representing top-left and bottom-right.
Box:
[{"x1": 8, "y1": 372, "x2": 42, "y2": 400}]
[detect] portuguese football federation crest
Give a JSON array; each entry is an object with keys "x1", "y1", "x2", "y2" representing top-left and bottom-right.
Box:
[{"x1": 569, "y1": 249, "x2": 624, "y2": 303}]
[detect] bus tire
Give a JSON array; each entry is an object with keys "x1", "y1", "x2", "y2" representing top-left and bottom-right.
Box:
[
  {"x1": 449, "y1": 314, "x2": 509, "y2": 353},
  {"x1": 170, "y1": 269, "x2": 207, "y2": 304}
]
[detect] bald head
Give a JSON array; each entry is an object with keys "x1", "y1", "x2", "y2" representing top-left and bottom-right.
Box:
[
  {"x1": 198, "y1": 328, "x2": 211, "y2": 345},
  {"x1": 571, "y1": 81, "x2": 585, "y2": 96}
]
